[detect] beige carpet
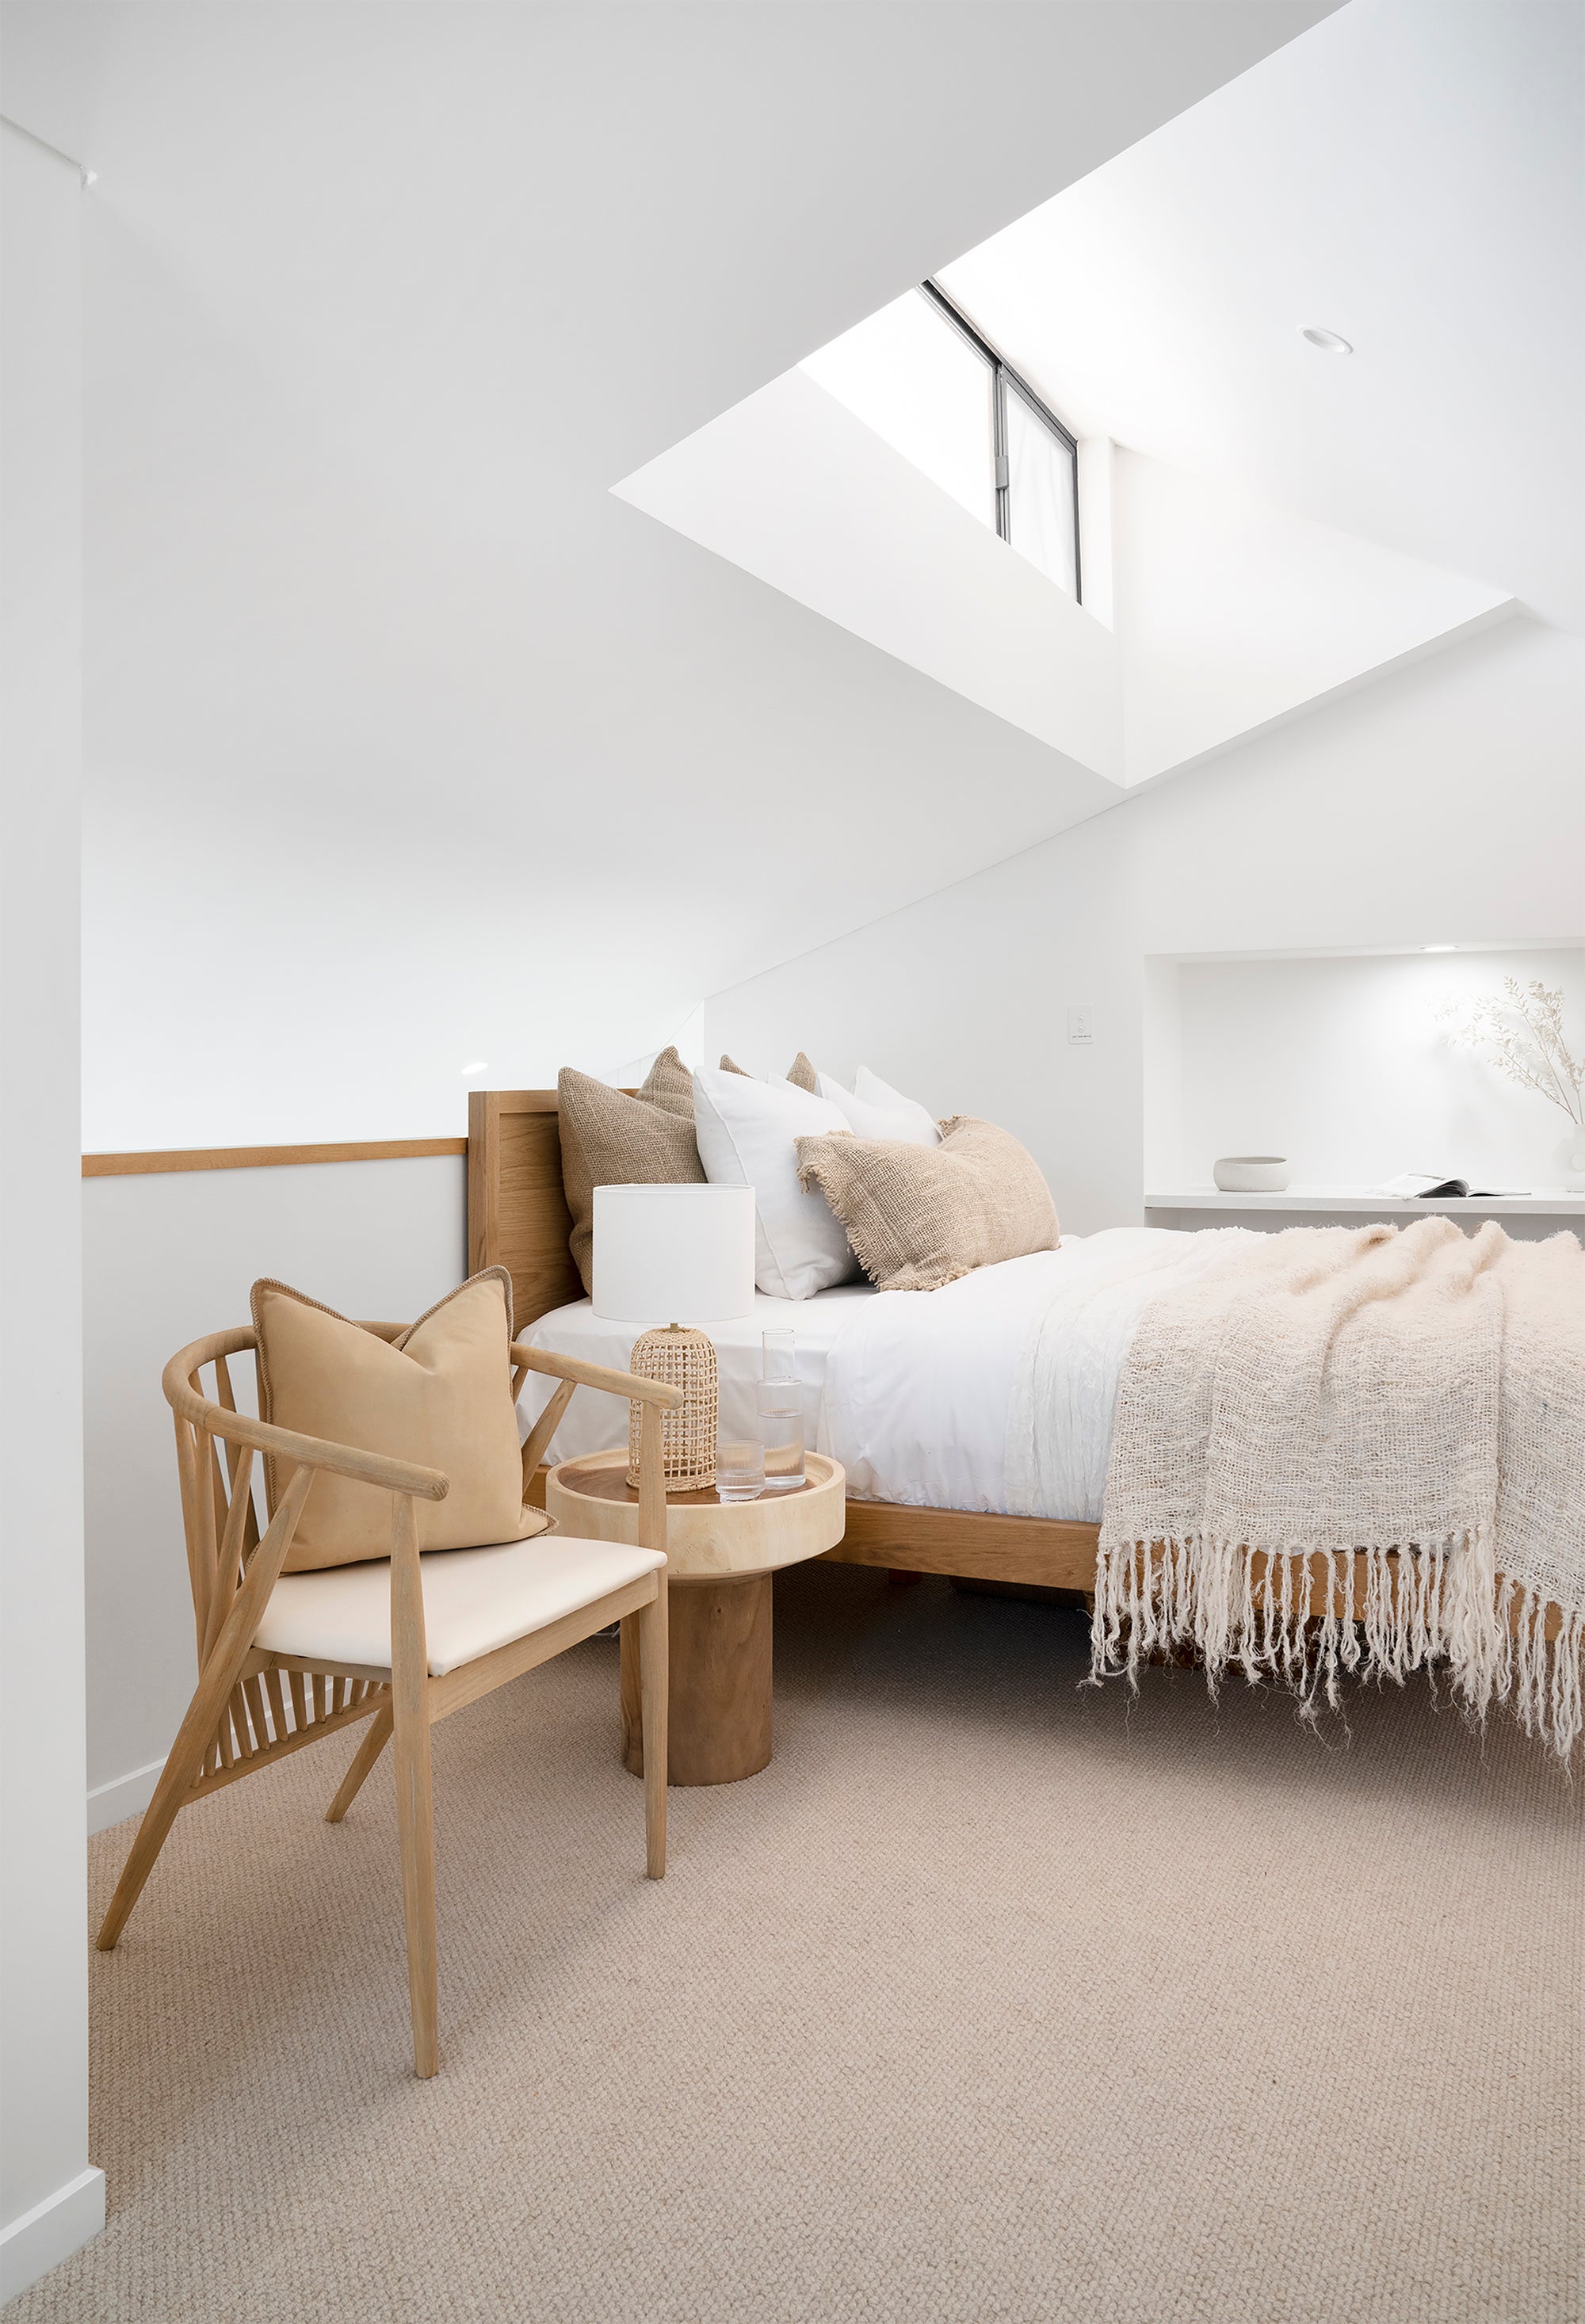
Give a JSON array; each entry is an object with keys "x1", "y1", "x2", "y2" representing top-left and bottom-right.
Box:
[{"x1": 16, "y1": 1563, "x2": 1582, "y2": 2324}]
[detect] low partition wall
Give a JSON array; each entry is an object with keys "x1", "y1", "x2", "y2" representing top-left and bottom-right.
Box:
[{"x1": 83, "y1": 1141, "x2": 468, "y2": 1832}]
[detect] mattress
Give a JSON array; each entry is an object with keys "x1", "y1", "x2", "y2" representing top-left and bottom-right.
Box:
[{"x1": 516, "y1": 1281, "x2": 879, "y2": 1467}]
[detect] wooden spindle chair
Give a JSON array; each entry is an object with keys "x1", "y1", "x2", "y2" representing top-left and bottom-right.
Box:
[{"x1": 96, "y1": 1322, "x2": 682, "y2": 2078}]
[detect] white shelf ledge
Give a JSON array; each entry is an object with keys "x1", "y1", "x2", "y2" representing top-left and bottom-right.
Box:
[{"x1": 1146, "y1": 1188, "x2": 1585, "y2": 1216}]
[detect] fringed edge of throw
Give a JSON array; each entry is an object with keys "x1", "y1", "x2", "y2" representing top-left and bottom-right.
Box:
[{"x1": 1090, "y1": 1532, "x2": 1585, "y2": 1765}]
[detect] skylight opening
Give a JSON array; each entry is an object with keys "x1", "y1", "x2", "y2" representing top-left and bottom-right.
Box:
[{"x1": 801, "y1": 278, "x2": 1081, "y2": 603}]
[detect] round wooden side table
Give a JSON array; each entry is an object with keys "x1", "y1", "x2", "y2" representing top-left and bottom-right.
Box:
[{"x1": 545, "y1": 1451, "x2": 846, "y2": 1786}]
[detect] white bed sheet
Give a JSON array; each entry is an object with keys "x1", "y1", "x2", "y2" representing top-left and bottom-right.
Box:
[{"x1": 517, "y1": 1282, "x2": 878, "y2": 1465}]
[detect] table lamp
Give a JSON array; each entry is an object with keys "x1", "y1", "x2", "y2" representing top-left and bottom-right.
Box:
[{"x1": 592, "y1": 1183, "x2": 757, "y2": 1492}]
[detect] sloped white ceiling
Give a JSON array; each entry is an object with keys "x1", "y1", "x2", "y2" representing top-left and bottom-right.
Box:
[
  {"x1": 616, "y1": 368, "x2": 1127, "y2": 783},
  {"x1": 617, "y1": 0, "x2": 1568, "y2": 787},
  {"x1": 615, "y1": 376, "x2": 1516, "y2": 788},
  {"x1": 5, "y1": 0, "x2": 1340, "y2": 1144},
  {"x1": 941, "y1": 0, "x2": 1584, "y2": 632},
  {"x1": 1110, "y1": 451, "x2": 1514, "y2": 783}
]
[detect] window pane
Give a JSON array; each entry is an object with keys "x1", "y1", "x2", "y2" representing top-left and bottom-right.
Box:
[
  {"x1": 1004, "y1": 384, "x2": 1077, "y2": 597},
  {"x1": 800, "y1": 291, "x2": 995, "y2": 527}
]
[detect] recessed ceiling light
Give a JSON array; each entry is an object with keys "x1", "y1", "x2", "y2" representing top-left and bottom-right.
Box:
[
  {"x1": 1420, "y1": 944, "x2": 1457, "y2": 953},
  {"x1": 460, "y1": 1059, "x2": 489, "y2": 1074},
  {"x1": 1300, "y1": 326, "x2": 1352, "y2": 355}
]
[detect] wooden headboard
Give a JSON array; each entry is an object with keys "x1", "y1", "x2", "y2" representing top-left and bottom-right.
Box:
[{"x1": 467, "y1": 1090, "x2": 582, "y2": 1328}]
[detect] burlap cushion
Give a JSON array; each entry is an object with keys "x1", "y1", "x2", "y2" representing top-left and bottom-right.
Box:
[
  {"x1": 718, "y1": 1051, "x2": 819, "y2": 1089},
  {"x1": 795, "y1": 1116, "x2": 1059, "y2": 1292},
  {"x1": 634, "y1": 1043, "x2": 696, "y2": 1119},
  {"x1": 252, "y1": 1268, "x2": 533, "y2": 1570},
  {"x1": 558, "y1": 1049, "x2": 704, "y2": 1294}
]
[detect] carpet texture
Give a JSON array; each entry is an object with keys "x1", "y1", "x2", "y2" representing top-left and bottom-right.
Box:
[{"x1": 17, "y1": 1563, "x2": 1582, "y2": 2323}]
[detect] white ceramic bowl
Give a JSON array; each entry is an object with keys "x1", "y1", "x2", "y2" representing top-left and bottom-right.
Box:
[{"x1": 1213, "y1": 1155, "x2": 1290, "y2": 1194}]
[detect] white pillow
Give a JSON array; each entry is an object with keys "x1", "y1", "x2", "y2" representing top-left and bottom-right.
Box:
[
  {"x1": 815, "y1": 1072, "x2": 940, "y2": 1146},
  {"x1": 691, "y1": 1067, "x2": 861, "y2": 1300},
  {"x1": 850, "y1": 1067, "x2": 941, "y2": 1146}
]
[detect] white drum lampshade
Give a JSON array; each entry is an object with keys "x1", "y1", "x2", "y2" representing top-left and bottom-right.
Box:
[
  {"x1": 592, "y1": 1184, "x2": 756, "y2": 1323},
  {"x1": 593, "y1": 1185, "x2": 756, "y2": 1494}
]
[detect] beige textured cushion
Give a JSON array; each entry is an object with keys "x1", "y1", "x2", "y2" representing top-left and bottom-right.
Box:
[
  {"x1": 633, "y1": 1043, "x2": 696, "y2": 1119},
  {"x1": 558, "y1": 1050, "x2": 705, "y2": 1293},
  {"x1": 252, "y1": 1269, "x2": 533, "y2": 1572},
  {"x1": 718, "y1": 1051, "x2": 819, "y2": 1090},
  {"x1": 795, "y1": 1116, "x2": 1059, "y2": 1292}
]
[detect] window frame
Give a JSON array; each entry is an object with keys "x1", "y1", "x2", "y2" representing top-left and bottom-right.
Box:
[{"x1": 917, "y1": 277, "x2": 1082, "y2": 605}]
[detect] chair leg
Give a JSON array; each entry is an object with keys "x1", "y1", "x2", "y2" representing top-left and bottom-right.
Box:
[
  {"x1": 325, "y1": 1702, "x2": 392, "y2": 1823},
  {"x1": 100, "y1": 1460, "x2": 318, "y2": 1952},
  {"x1": 95, "y1": 1729, "x2": 210, "y2": 1952},
  {"x1": 638, "y1": 1578, "x2": 668, "y2": 1879},
  {"x1": 392, "y1": 1687, "x2": 438, "y2": 2078},
  {"x1": 97, "y1": 1657, "x2": 250, "y2": 1948}
]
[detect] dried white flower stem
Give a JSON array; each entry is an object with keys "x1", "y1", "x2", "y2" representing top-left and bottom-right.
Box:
[{"x1": 1438, "y1": 978, "x2": 1584, "y2": 1128}]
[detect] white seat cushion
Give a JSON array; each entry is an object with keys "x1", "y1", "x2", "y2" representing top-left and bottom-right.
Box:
[{"x1": 254, "y1": 1535, "x2": 665, "y2": 1678}]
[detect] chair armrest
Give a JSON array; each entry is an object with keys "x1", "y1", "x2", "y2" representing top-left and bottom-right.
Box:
[
  {"x1": 162, "y1": 1350, "x2": 449, "y2": 1502},
  {"x1": 509, "y1": 1341, "x2": 685, "y2": 1410}
]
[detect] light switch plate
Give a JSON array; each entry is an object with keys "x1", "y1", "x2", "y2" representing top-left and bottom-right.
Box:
[{"x1": 1067, "y1": 1006, "x2": 1094, "y2": 1045}]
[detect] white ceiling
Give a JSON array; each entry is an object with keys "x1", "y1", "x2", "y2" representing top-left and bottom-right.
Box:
[
  {"x1": 941, "y1": 0, "x2": 1585, "y2": 632},
  {"x1": 5, "y1": 0, "x2": 1339, "y2": 1143},
  {"x1": 613, "y1": 0, "x2": 1577, "y2": 788}
]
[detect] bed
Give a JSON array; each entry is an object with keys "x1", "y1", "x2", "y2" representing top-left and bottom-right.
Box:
[
  {"x1": 468, "y1": 1088, "x2": 1580, "y2": 1750},
  {"x1": 467, "y1": 1088, "x2": 1105, "y2": 1592}
]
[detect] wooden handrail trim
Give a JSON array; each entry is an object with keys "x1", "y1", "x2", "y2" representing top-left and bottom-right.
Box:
[{"x1": 83, "y1": 1138, "x2": 467, "y2": 1178}]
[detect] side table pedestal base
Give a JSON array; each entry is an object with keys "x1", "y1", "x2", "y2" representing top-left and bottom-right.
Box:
[{"x1": 621, "y1": 1574, "x2": 773, "y2": 1787}]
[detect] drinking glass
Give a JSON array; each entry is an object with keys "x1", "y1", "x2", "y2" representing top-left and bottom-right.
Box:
[
  {"x1": 716, "y1": 1440, "x2": 766, "y2": 1503},
  {"x1": 755, "y1": 1329, "x2": 805, "y2": 1490}
]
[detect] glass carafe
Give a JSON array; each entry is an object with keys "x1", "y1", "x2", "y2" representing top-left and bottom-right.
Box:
[{"x1": 754, "y1": 1328, "x2": 805, "y2": 1491}]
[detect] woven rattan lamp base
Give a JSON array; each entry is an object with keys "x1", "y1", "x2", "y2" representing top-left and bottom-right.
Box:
[{"x1": 626, "y1": 1324, "x2": 718, "y2": 1492}]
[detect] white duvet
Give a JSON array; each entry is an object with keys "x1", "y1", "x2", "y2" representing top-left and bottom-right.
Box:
[
  {"x1": 522, "y1": 1229, "x2": 1232, "y2": 1524},
  {"x1": 818, "y1": 1228, "x2": 1237, "y2": 1521}
]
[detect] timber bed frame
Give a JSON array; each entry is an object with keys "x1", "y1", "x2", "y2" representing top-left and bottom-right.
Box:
[{"x1": 467, "y1": 1088, "x2": 1567, "y2": 1636}]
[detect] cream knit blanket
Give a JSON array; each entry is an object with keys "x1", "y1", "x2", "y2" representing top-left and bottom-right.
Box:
[{"x1": 1091, "y1": 1218, "x2": 1585, "y2": 1761}]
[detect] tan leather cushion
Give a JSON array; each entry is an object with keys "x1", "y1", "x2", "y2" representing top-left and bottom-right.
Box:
[
  {"x1": 557, "y1": 1049, "x2": 705, "y2": 1295},
  {"x1": 252, "y1": 1268, "x2": 533, "y2": 1571},
  {"x1": 794, "y1": 1116, "x2": 1060, "y2": 1292}
]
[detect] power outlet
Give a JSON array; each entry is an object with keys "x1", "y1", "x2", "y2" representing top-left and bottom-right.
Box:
[{"x1": 1067, "y1": 1006, "x2": 1095, "y2": 1046}]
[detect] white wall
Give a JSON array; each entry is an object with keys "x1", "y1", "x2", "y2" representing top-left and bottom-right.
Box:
[
  {"x1": 0, "y1": 117, "x2": 105, "y2": 2306},
  {"x1": 84, "y1": 1157, "x2": 466, "y2": 1831},
  {"x1": 1165, "y1": 948, "x2": 1585, "y2": 1194},
  {"x1": 0, "y1": 1, "x2": 1328, "y2": 1155},
  {"x1": 704, "y1": 619, "x2": 1585, "y2": 1234}
]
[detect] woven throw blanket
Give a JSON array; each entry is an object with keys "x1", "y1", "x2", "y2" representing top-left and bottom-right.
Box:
[{"x1": 1090, "y1": 1218, "x2": 1585, "y2": 1760}]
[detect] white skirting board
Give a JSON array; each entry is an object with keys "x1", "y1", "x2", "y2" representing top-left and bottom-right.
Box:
[
  {"x1": 0, "y1": 2168, "x2": 106, "y2": 2305},
  {"x1": 86, "y1": 1758, "x2": 163, "y2": 1837}
]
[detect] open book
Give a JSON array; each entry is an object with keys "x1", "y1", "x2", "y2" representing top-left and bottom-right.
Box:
[{"x1": 1369, "y1": 1173, "x2": 1530, "y2": 1200}]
